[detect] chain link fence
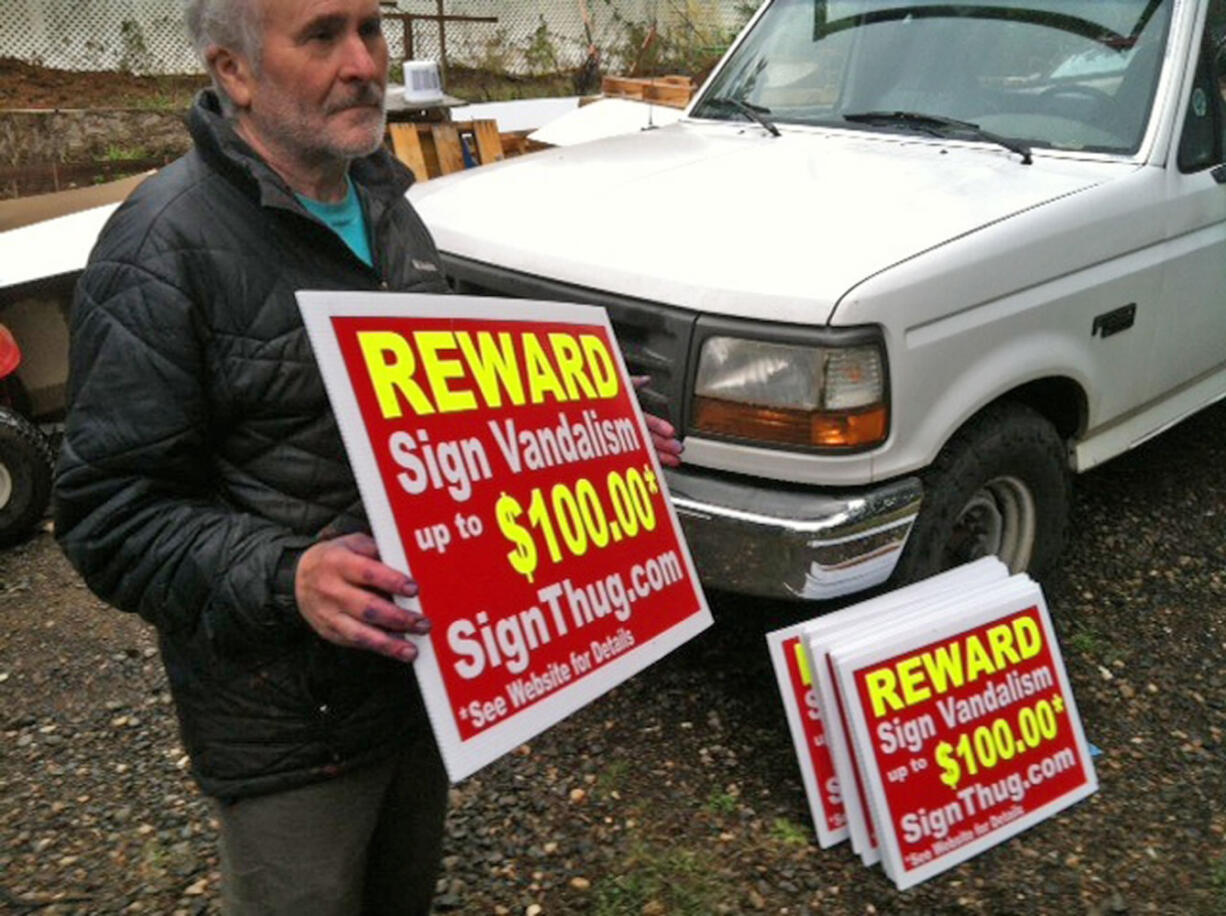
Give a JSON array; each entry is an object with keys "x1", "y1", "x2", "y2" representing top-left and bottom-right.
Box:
[
  {"x1": 0, "y1": 1, "x2": 762, "y2": 79},
  {"x1": 1, "y1": 0, "x2": 199, "y2": 74}
]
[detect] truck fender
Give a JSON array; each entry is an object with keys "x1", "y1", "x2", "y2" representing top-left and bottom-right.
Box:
[{"x1": 897, "y1": 331, "x2": 1091, "y2": 476}]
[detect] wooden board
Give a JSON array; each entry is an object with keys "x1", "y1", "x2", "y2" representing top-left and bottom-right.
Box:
[
  {"x1": 388, "y1": 123, "x2": 430, "y2": 183},
  {"x1": 430, "y1": 124, "x2": 466, "y2": 175},
  {"x1": 643, "y1": 83, "x2": 694, "y2": 107},
  {"x1": 601, "y1": 74, "x2": 695, "y2": 109},
  {"x1": 471, "y1": 119, "x2": 504, "y2": 165},
  {"x1": 602, "y1": 75, "x2": 645, "y2": 100},
  {"x1": 499, "y1": 130, "x2": 534, "y2": 158}
]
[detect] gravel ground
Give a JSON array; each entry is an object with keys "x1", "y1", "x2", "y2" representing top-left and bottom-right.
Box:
[{"x1": 2, "y1": 403, "x2": 1224, "y2": 915}]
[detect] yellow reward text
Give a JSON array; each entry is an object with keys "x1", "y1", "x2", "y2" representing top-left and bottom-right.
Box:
[
  {"x1": 864, "y1": 615, "x2": 1043, "y2": 718},
  {"x1": 357, "y1": 329, "x2": 620, "y2": 419}
]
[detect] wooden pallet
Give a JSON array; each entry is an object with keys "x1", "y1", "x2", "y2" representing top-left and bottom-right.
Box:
[
  {"x1": 387, "y1": 118, "x2": 505, "y2": 182},
  {"x1": 498, "y1": 129, "x2": 551, "y2": 158},
  {"x1": 600, "y1": 75, "x2": 696, "y2": 109}
]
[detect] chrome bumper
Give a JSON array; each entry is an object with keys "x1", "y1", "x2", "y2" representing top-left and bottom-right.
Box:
[{"x1": 663, "y1": 468, "x2": 923, "y2": 601}]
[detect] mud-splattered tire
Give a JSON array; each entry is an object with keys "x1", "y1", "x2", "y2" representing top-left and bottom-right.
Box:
[
  {"x1": 0, "y1": 407, "x2": 54, "y2": 547},
  {"x1": 892, "y1": 402, "x2": 1071, "y2": 584}
]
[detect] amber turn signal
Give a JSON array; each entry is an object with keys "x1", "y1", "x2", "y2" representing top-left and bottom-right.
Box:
[{"x1": 692, "y1": 397, "x2": 888, "y2": 449}]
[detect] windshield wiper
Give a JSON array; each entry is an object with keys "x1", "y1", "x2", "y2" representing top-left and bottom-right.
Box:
[
  {"x1": 700, "y1": 96, "x2": 781, "y2": 137},
  {"x1": 842, "y1": 110, "x2": 1032, "y2": 165}
]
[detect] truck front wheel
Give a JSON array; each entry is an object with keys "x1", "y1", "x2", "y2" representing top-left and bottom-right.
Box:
[
  {"x1": 893, "y1": 403, "x2": 1070, "y2": 583},
  {"x1": 0, "y1": 407, "x2": 54, "y2": 547}
]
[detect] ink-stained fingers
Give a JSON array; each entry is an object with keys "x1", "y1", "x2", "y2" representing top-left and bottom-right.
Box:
[
  {"x1": 334, "y1": 531, "x2": 381, "y2": 558},
  {"x1": 346, "y1": 554, "x2": 419, "y2": 599},
  {"x1": 627, "y1": 384, "x2": 686, "y2": 466},
  {"x1": 652, "y1": 431, "x2": 684, "y2": 453},
  {"x1": 328, "y1": 613, "x2": 420, "y2": 663},
  {"x1": 302, "y1": 584, "x2": 428, "y2": 663},
  {"x1": 653, "y1": 435, "x2": 683, "y2": 467},
  {"x1": 305, "y1": 535, "x2": 419, "y2": 599},
  {"x1": 385, "y1": 609, "x2": 431, "y2": 635},
  {"x1": 643, "y1": 411, "x2": 684, "y2": 468},
  {"x1": 333, "y1": 540, "x2": 418, "y2": 598},
  {"x1": 642, "y1": 411, "x2": 676, "y2": 440},
  {"x1": 352, "y1": 590, "x2": 427, "y2": 633},
  {"x1": 295, "y1": 538, "x2": 428, "y2": 661},
  {"x1": 307, "y1": 573, "x2": 427, "y2": 634},
  {"x1": 347, "y1": 583, "x2": 432, "y2": 634}
]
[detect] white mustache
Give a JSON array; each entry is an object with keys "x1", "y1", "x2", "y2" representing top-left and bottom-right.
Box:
[{"x1": 327, "y1": 85, "x2": 384, "y2": 112}]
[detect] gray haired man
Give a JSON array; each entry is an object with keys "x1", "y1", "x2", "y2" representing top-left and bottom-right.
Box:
[
  {"x1": 56, "y1": 0, "x2": 455, "y2": 911},
  {"x1": 57, "y1": 0, "x2": 687, "y2": 909}
]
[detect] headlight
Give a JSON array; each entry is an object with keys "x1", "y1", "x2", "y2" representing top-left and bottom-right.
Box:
[{"x1": 691, "y1": 334, "x2": 888, "y2": 449}]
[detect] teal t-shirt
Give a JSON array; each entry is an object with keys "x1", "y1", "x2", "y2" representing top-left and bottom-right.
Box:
[{"x1": 296, "y1": 177, "x2": 373, "y2": 267}]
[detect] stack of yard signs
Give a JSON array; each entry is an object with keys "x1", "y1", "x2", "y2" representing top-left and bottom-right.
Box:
[{"x1": 767, "y1": 559, "x2": 1097, "y2": 889}]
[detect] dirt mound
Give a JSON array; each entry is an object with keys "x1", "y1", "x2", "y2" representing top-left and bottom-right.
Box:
[{"x1": 0, "y1": 57, "x2": 207, "y2": 110}]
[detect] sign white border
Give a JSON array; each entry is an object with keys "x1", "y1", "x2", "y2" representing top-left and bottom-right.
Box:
[{"x1": 298, "y1": 291, "x2": 713, "y2": 782}]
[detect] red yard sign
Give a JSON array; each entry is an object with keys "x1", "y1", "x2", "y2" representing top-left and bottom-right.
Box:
[
  {"x1": 766, "y1": 628, "x2": 848, "y2": 847},
  {"x1": 299, "y1": 292, "x2": 711, "y2": 780},
  {"x1": 833, "y1": 589, "x2": 1096, "y2": 888}
]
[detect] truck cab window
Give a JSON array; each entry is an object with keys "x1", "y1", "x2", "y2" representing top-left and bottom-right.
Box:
[{"x1": 1178, "y1": 0, "x2": 1226, "y2": 170}]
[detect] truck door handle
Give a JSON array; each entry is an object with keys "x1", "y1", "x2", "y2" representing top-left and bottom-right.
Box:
[
  {"x1": 1092, "y1": 304, "x2": 1136, "y2": 339},
  {"x1": 1212, "y1": 164, "x2": 1226, "y2": 185}
]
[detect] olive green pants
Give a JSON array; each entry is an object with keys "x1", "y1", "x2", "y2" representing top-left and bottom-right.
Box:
[{"x1": 215, "y1": 728, "x2": 448, "y2": 916}]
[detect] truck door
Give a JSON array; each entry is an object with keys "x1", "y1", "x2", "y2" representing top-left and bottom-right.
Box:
[{"x1": 1150, "y1": 0, "x2": 1226, "y2": 399}]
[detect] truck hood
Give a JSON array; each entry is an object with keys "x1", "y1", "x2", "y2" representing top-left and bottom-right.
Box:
[{"x1": 411, "y1": 122, "x2": 1134, "y2": 324}]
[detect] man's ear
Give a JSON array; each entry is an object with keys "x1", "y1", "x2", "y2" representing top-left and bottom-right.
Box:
[{"x1": 208, "y1": 46, "x2": 255, "y2": 110}]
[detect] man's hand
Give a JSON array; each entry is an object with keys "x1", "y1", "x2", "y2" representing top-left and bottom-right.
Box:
[
  {"x1": 294, "y1": 533, "x2": 429, "y2": 663},
  {"x1": 633, "y1": 376, "x2": 684, "y2": 468}
]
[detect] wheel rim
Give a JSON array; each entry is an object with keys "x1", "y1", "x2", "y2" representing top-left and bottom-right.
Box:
[
  {"x1": 0, "y1": 461, "x2": 11, "y2": 511},
  {"x1": 945, "y1": 475, "x2": 1036, "y2": 573}
]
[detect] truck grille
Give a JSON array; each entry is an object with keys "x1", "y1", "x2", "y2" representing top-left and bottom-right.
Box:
[{"x1": 441, "y1": 254, "x2": 697, "y2": 429}]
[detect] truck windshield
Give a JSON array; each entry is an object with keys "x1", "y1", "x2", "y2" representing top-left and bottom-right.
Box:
[{"x1": 691, "y1": 0, "x2": 1172, "y2": 155}]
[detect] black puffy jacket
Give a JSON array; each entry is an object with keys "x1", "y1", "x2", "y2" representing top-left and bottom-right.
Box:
[{"x1": 55, "y1": 91, "x2": 450, "y2": 799}]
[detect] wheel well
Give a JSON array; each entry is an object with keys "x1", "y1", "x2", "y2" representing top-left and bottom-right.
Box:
[{"x1": 992, "y1": 377, "x2": 1086, "y2": 440}]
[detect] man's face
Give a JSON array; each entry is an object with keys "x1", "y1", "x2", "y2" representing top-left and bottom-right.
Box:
[{"x1": 243, "y1": 0, "x2": 388, "y2": 164}]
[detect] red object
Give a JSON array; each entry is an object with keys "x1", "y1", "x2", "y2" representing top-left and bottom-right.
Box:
[
  {"x1": 781, "y1": 636, "x2": 846, "y2": 834},
  {"x1": 851, "y1": 606, "x2": 1092, "y2": 879},
  {"x1": 0, "y1": 323, "x2": 21, "y2": 379},
  {"x1": 331, "y1": 315, "x2": 707, "y2": 743}
]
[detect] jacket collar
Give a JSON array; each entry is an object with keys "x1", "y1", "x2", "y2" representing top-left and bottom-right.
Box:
[{"x1": 188, "y1": 89, "x2": 415, "y2": 213}]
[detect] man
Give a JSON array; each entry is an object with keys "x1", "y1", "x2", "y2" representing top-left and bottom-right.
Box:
[{"x1": 54, "y1": 0, "x2": 683, "y2": 912}]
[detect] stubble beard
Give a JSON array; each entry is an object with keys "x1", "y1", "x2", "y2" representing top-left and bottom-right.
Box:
[{"x1": 253, "y1": 80, "x2": 388, "y2": 166}]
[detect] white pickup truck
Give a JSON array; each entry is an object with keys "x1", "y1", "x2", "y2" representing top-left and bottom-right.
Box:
[{"x1": 411, "y1": 0, "x2": 1226, "y2": 601}]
